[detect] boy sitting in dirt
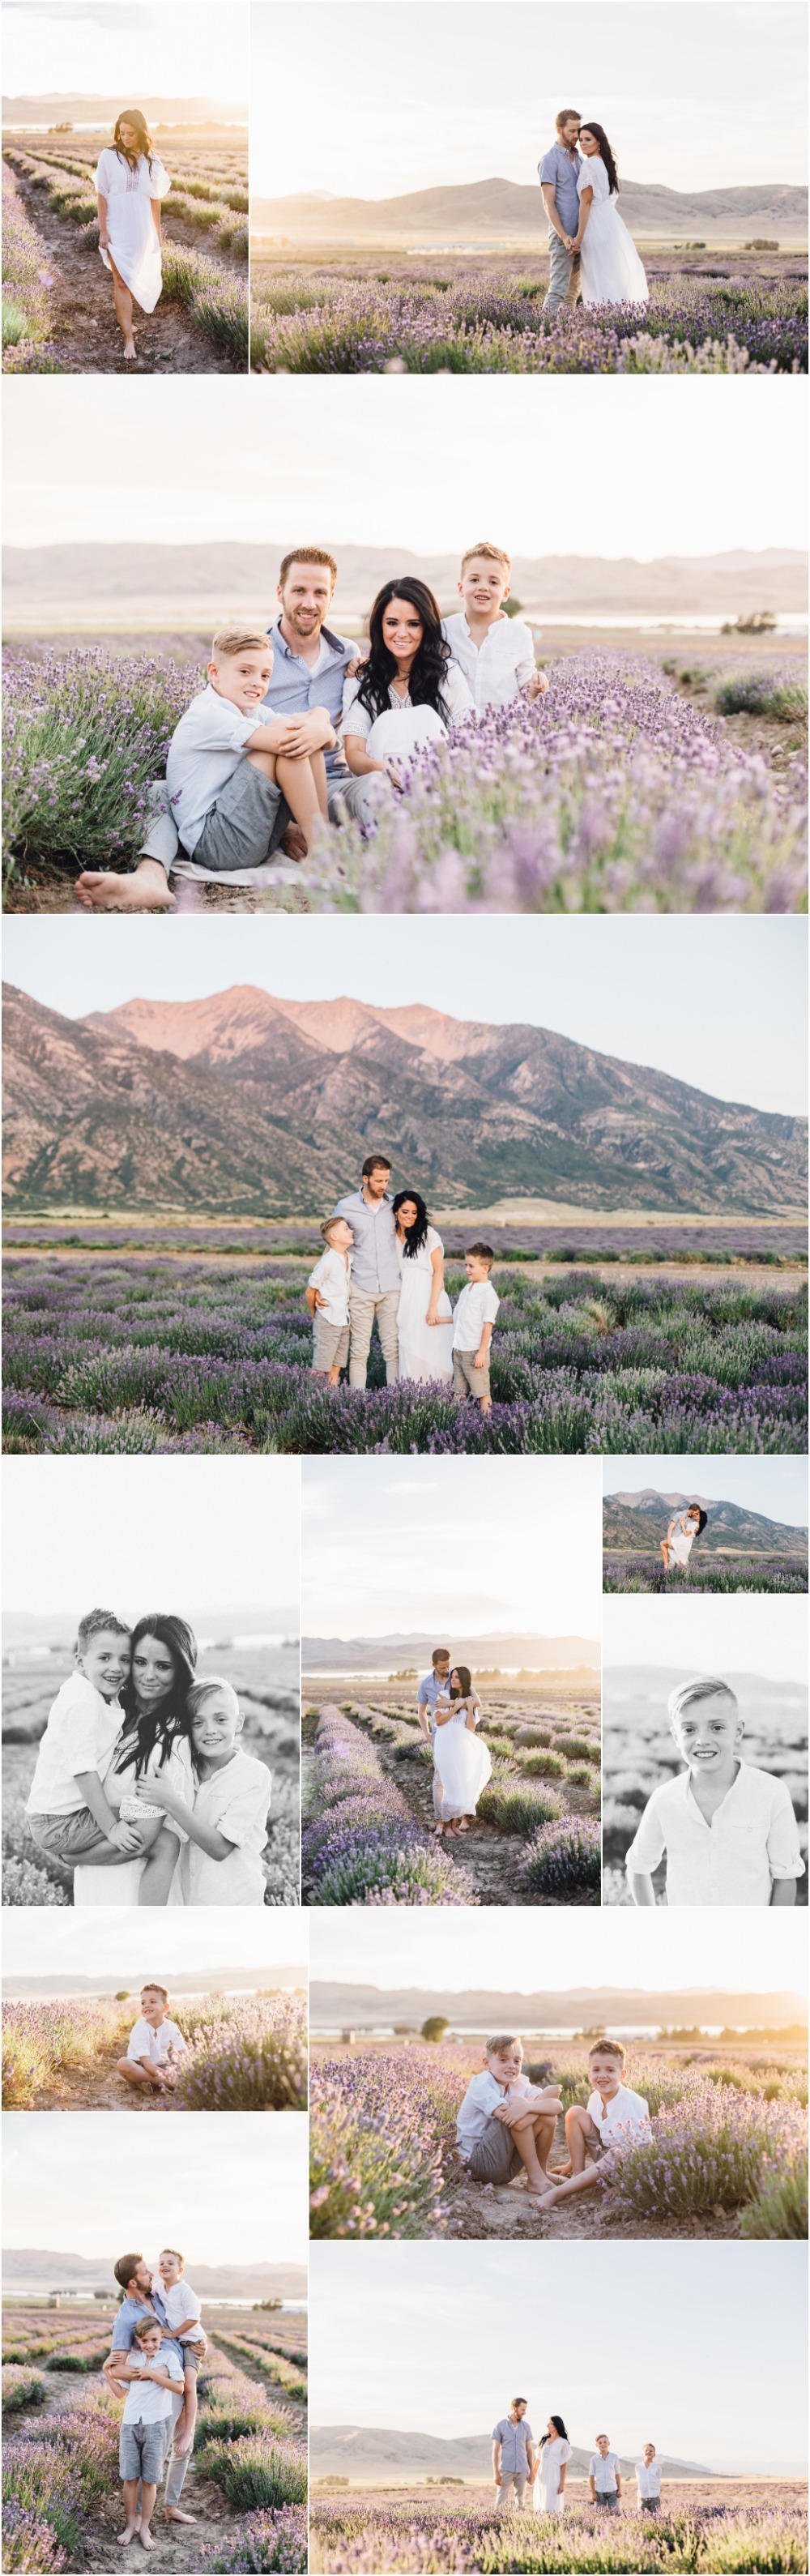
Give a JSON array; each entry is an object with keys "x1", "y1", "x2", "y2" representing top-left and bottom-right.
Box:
[
  {"x1": 117, "y1": 1982, "x2": 188, "y2": 2098},
  {"x1": 535, "y1": 2037, "x2": 650, "y2": 2211},
  {"x1": 456, "y1": 2033, "x2": 564, "y2": 2202},
  {"x1": 116, "y1": 2313, "x2": 184, "y2": 2553}
]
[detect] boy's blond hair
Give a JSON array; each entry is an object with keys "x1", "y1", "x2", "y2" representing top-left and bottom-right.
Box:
[
  {"x1": 320, "y1": 1217, "x2": 346, "y2": 1243},
  {"x1": 141, "y1": 1982, "x2": 168, "y2": 2004},
  {"x1": 589, "y1": 2037, "x2": 625, "y2": 2066},
  {"x1": 134, "y1": 2314, "x2": 162, "y2": 2344},
  {"x1": 460, "y1": 542, "x2": 510, "y2": 575},
  {"x1": 211, "y1": 627, "x2": 271, "y2": 660},
  {"x1": 486, "y1": 2033, "x2": 523, "y2": 2059}
]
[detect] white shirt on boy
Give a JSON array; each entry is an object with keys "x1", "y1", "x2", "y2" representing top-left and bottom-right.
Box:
[
  {"x1": 166, "y1": 684, "x2": 259, "y2": 855},
  {"x1": 587, "y1": 2082, "x2": 650, "y2": 2145},
  {"x1": 126, "y1": 2016, "x2": 186, "y2": 2068},
  {"x1": 456, "y1": 2067, "x2": 529, "y2": 2159},
  {"x1": 442, "y1": 611, "x2": 537, "y2": 709},
  {"x1": 625, "y1": 1761, "x2": 804, "y2": 1907},
  {"x1": 122, "y1": 2361, "x2": 175, "y2": 2424},
  {"x1": 590, "y1": 2450, "x2": 620, "y2": 2493},
  {"x1": 307, "y1": 1246, "x2": 353, "y2": 1326},
  {"x1": 452, "y1": 1279, "x2": 499, "y2": 1352},
  {"x1": 25, "y1": 1672, "x2": 122, "y2": 1816},
  {"x1": 635, "y1": 2458, "x2": 662, "y2": 2499},
  {"x1": 159, "y1": 2278, "x2": 204, "y2": 2345}
]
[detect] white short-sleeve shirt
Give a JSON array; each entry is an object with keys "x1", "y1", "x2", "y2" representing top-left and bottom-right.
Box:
[
  {"x1": 179, "y1": 1749, "x2": 271, "y2": 1907},
  {"x1": 308, "y1": 1246, "x2": 352, "y2": 1326},
  {"x1": 538, "y1": 2436, "x2": 570, "y2": 2497},
  {"x1": 25, "y1": 1672, "x2": 122, "y2": 1816},
  {"x1": 452, "y1": 1279, "x2": 500, "y2": 1352},
  {"x1": 442, "y1": 612, "x2": 536, "y2": 709},
  {"x1": 625, "y1": 1760, "x2": 804, "y2": 1907},
  {"x1": 126, "y1": 2016, "x2": 186, "y2": 2066},
  {"x1": 635, "y1": 2458, "x2": 661, "y2": 2498},
  {"x1": 122, "y1": 2360, "x2": 176, "y2": 2424},
  {"x1": 587, "y1": 2083, "x2": 650, "y2": 2145},
  {"x1": 166, "y1": 684, "x2": 260, "y2": 854},
  {"x1": 590, "y1": 2449, "x2": 620, "y2": 2493},
  {"x1": 578, "y1": 156, "x2": 612, "y2": 205},
  {"x1": 456, "y1": 2068, "x2": 513, "y2": 2157},
  {"x1": 159, "y1": 2279, "x2": 204, "y2": 2343}
]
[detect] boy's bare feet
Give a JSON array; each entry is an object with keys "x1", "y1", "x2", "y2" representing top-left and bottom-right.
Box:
[
  {"x1": 75, "y1": 862, "x2": 174, "y2": 912},
  {"x1": 138, "y1": 2531, "x2": 156, "y2": 2551},
  {"x1": 165, "y1": 2507, "x2": 197, "y2": 2523},
  {"x1": 117, "y1": 2523, "x2": 141, "y2": 2545}
]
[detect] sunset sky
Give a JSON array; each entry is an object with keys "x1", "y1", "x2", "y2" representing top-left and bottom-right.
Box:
[
  {"x1": 302, "y1": 1456, "x2": 601, "y2": 1642},
  {"x1": 2, "y1": 2112, "x2": 307, "y2": 2265},
  {"x1": 2, "y1": 0, "x2": 248, "y2": 109}
]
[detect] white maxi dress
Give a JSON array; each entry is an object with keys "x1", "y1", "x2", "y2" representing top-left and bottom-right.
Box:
[
  {"x1": 433, "y1": 1699, "x2": 492, "y2": 1822},
  {"x1": 533, "y1": 2437, "x2": 570, "y2": 2515},
  {"x1": 577, "y1": 158, "x2": 649, "y2": 305},
  {"x1": 72, "y1": 1735, "x2": 192, "y2": 1907},
  {"x1": 666, "y1": 1511, "x2": 697, "y2": 1567},
  {"x1": 396, "y1": 1228, "x2": 454, "y2": 1382},
  {"x1": 95, "y1": 147, "x2": 172, "y2": 312}
]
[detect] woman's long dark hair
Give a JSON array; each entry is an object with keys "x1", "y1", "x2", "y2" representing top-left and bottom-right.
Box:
[
  {"x1": 353, "y1": 578, "x2": 451, "y2": 722},
  {"x1": 539, "y1": 2414, "x2": 569, "y2": 2448},
  {"x1": 581, "y1": 122, "x2": 620, "y2": 194},
  {"x1": 113, "y1": 109, "x2": 156, "y2": 173},
  {"x1": 393, "y1": 1190, "x2": 430, "y2": 1258},
  {"x1": 111, "y1": 1613, "x2": 198, "y2": 1779},
  {"x1": 688, "y1": 1505, "x2": 709, "y2": 1536},
  {"x1": 450, "y1": 1664, "x2": 472, "y2": 1701}
]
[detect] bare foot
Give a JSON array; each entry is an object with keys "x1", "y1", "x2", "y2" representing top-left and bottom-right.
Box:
[
  {"x1": 434, "y1": 1825, "x2": 445, "y2": 1839},
  {"x1": 164, "y1": 2508, "x2": 197, "y2": 2523},
  {"x1": 75, "y1": 865, "x2": 175, "y2": 912},
  {"x1": 138, "y1": 2532, "x2": 156, "y2": 2552},
  {"x1": 281, "y1": 822, "x2": 307, "y2": 861},
  {"x1": 535, "y1": 2187, "x2": 560, "y2": 2210},
  {"x1": 117, "y1": 2524, "x2": 141, "y2": 2545}
]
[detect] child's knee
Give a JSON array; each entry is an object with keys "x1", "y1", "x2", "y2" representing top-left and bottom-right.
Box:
[
  {"x1": 247, "y1": 747, "x2": 276, "y2": 780},
  {"x1": 565, "y1": 2104, "x2": 586, "y2": 2133}
]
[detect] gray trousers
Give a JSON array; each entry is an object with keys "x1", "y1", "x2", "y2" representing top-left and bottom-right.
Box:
[
  {"x1": 347, "y1": 1286, "x2": 400, "y2": 1388},
  {"x1": 496, "y1": 2472, "x2": 527, "y2": 2512},
  {"x1": 328, "y1": 774, "x2": 390, "y2": 827},
  {"x1": 544, "y1": 229, "x2": 582, "y2": 310},
  {"x1": 163, "y1": 2390, "x2": 191, "y2": 2510}
]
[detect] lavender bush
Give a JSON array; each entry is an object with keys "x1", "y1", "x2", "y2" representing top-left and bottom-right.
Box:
[
  {"x1": 3, "y1": 649, "x2": 198, "y2": 881},
  {"x1": 603, "y1": 2083, "x2": 808, "y2": 2221},
  {"x1": 2, "y1": 2365, "x2": 49, "y2": 2412},
  {"x1": 195, "y1": 2432, "x2": 308, "y2": 2511},
  {"x1": 308, "y1": 2496, "x2": 810, "y2": 2573},
  {"x1": 309, "y1": 2051, "x2": 459, "y2": 2236},
  {"x1": 194, "y1": 2507, "x2": 308, "y2": 2572},
  {"x1": 519, "y1": 1816, "x2": 602, "y2": 1900},
  {"x1": 304, "y1": 1706, "x2": 477, "y2": 1907},
  {"x1": 740, "y1": 2154, "x2": 808, "y2": 2238},
  {"x1": 175, "y1": 1991, "x2": 308, "y2": 2110},
  {"x1": 604, "y1": 1552, "x2": 808, "y2": 1594},
  {"x1": 251, "y1": 263, "x2": 808, "y2": 373},
  {"x1": 2, "y1": 2392, "x2": 120, "y2": 2566},
  {"x1": 2, "y1": 163, "x2": 59, "y2": 366}
]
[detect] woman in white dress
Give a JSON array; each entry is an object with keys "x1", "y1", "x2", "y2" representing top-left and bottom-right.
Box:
[
  {"x1": 73, "y1": 1614, "x2": 197, "y2": 1908},
  {"x1": 433, "y1": 1665, "x2": 491, "y2": 1836},
  {"x1": 392, "y1": 1190, "x2": 454, "y2": 1384},
  {"x1": 570, "y1": 124, "x2": 649, "y2": 306},
  {"x1": 531, "y1": 2416, "x2": 571, "y2": 2516},
  {"x1": 343, "y1": 577, "x2": 473, "y2": 826},
  {"x1": 95, "y1": 109, "x2": 172, "y2": 360},
  {"x1": 133, "y1": 1677, "x2": 272, "y2": 1907},
  {"x1": 660, "y1": 1502, "x2": 707, "y2": 1574}
]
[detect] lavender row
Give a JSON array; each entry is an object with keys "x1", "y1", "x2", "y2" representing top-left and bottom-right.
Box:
[{"x1": 251, "y1": 266, "x2": 808, "y2": 374}]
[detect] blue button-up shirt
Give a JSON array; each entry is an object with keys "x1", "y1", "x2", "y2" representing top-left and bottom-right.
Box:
[
  {"x1": 332, "y1": 1188, "x2": 401, "y2": 1295},
  {"x1": 538, "y1": 140, "x2": 582, "y2": 235},
  {"x1": 263, "y1": 619, "x2": 353, "y2": 779},
  {"x1": 493, "y1": 2415, "x2": 534, "y2": 2475},
  {"x1": 111, "y1": 2289, "x2": 183, "y2": 2372}
]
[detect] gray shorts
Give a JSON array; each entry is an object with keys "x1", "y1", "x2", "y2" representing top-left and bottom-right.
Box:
[
  {"x1": 595, "y1": 2492, "x2": 619, "y2": 2510},
  {"x1": 180, "y1": 2349, "x2": 201, "y2": 2375},
  {"x1": 27, "y1": 1805, "x2": 109, "y2": 1862},
  {"x1": 119, "y1": 2418, "x2": 168, "y2": 2484},
  {"x1": 192, "y1": 758, "x2": 291, "y2": 873},
  {"x1": 466, "y1": 2117, "x2": 523, "y2": 2185},
  {"x1": 453, "y1": 1348, "x2": 491, "y2": 1402},
  {"x1": 640, "y1": 2498, "x2": 660, "y2": 2514},
  {"x1": 312, "y1": 1314, "x2": 350, "y2": 1372}
]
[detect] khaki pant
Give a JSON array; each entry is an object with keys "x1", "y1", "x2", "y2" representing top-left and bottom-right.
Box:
[
  {"x1": 544, "y1": 229, "x2": 582, "y2": 310},
  {"x1": 496, "y1": 2472, "x2": 527, "y2": 2512},
  {"x1": 347, "y1": 1286, "x2": 400, "y2": 1388},
  {"x1": 453, "y1": 1348, "x2": 491, "y2": 1403}
]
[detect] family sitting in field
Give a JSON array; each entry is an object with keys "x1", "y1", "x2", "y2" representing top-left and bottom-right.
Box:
[
  {"x1": 23, "y1": 1609, "x2": 272, "y2": 1908},
  {"x1": 103, "y1": 2249, "x2": 207, "y2": 2547},
  {"x1": 492, "y1": 2395, "x2": 663, "y2": 2518},
  {"x1": 75, "y1": 540, "x2": 548, "y2": 910},
  {"x1": 457, "y1": 2032, "x2": 649, "y2": 2209},
  {"x1": 625, "y1": 1674, "x2": 804, "y2": 1910},
  {"x1": 416, "y1": 1644, "x2": 492, "y2": 1832},
  {"x1": 305, "y1": 1153, "x2": 499, "y2": 1408}
]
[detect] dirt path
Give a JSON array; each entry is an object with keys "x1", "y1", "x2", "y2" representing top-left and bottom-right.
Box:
[
  {"x1": 347, "y1": 1706, "x2": 597, "y2": 1909},
  {"x1": 29, "y1": 2040, "x2": 190, "y2": 2115},
  {"x1": 10, "y1": 2355, "x2": 247, "y2": 2572},
  {"x1": 5, "y1": 162, "x2": 244, "y2": 374},
  {"x1": 442, "y1": 2107, "x2": 744, "y2": 2242}
]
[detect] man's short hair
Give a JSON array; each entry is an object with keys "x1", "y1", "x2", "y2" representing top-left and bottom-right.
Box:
[
  {"x1": 361, "y1": 1154, "x2": 391, "y2": 1179},
  {"x1": 432, "y1": 1647, "x2": 450, "y2": 1666},
  {"x1": 460, "y1": 541, "x2": 510, "y2": 575},
  {"x1": 556, "y1": 108, "x2": 581, "y2": 129},
  {"x1": 210, "y1": 628, "x2": 271, "y2": 660},
  {"x1": 279, "y1": 547, "x2": 338, "y2": 588},
  {"x1": 134, "y1": 2314, "x2": 161, "y2": 2343},
  {"x1": 668, "y1": 1676, "x2": 738, "y2": 1728},
  {"x1": 160, "y1": 2248, "x2": 184, "y2": 2267},
  {"x1": 512, "y1": 2396, "x2": 527, "y2": 2409},
  {"x1": 77, "y1": 1608, "x2": 130, "y2": 1651},
  {"x1": 141, "y1": 1982, "x2": 168, "y2": 2004},
  {"x1": 589, "y1": 2037, "x2": 625, "y2": 2065},
  {"x1": 113, "y1": 2253, "x2": 143, "y2": 2292},
  {"x1": 320, "y1": 1216, "x2": 345, "y2": 1243},
  {"x1": 487, "y1": 2033, "x2": 523, "y2": 2058},
  {"x1": 465, "y1": 1241, "x2": 494, "y2": 1267}
]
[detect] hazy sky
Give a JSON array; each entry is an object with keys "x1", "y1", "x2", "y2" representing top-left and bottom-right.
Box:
[
  {"x1": 251, "y1": 2, "x2": 807, "y2": 197},
  {"x1": 309, "y1": 1905, "x2": 807, "y2": 1999},
  {"x1": 302, "y1": 1459, "x2": 601, "y2": 1642},
  {"x1": 2, "y1": 1455, "x2": 300, "y2": 1624},
  {"x1": 2, "y1": 2113, "x2": 307, "y2": 2265},
  {"x1": 4, "y1": 377, "x2": 808, "y2": 561},
  {"x1": 603, "y1": 1456, "x2": 808, "y2": 1526},
  {"x1": 309, "y1": 2241, "x2": 808, "y2": 2467},
  {"x1": 2, "y1": 1908, "x2": 306, "y2": 1987},
  {"x1": 603, "y1": 1592, "x2": 808, "y2": 1683},
  {"x1": 5, "y1": 916, "x2": 807, "y2": 1119},
  {"x1": 2, "y1": 0, "x2": 248, "y2": 107}
]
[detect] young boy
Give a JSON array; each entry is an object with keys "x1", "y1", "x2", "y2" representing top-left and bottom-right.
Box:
[
  {"x1": 456, "y1": 2034, "x2": 564, "y2": 2201},
  {"x1": 536, "y1": 2039, "x2": 650, "y2": 2211},
  {"x1": 589, "y1": 2435, "x2": 621, "y2": 2510},
  {"x1": 452, "y1": 1244, "x2": 499, "y2": 1414},
  {"x1": 156, "y1": 2249, "x2": 205, "y2": 2459},
  {"x1": 442, "y1": 543, "x2": 549, "y2": 711},
  {"x1": 25, "y1": 1609, "x2": 140, "y2": 1872},
  {"x1": 625, "y1": 1676, "x2": 804, "y2": 1908},
  {"x1": 305, "y1": 1216, "x2": 354, "y2": 1385},
  {"x1": 117, "y1": 2313, "x2": 184, "y2": 2553},
  {"x1": 75, "y1": 629, "x2": 336, "y2": 912},
  {"x1": 117, "y1": 1984, "x2": 188, "y2": 2098},
  {"x1": 634, "y1": 2444, "x2": 662, "y2": 2514}
]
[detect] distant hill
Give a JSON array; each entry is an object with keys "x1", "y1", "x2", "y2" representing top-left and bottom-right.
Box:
[
  {"x1": 2, "y1": 2249, "x2": 305, "y2": 2296},
  {"x1": 2, "y1": 96, "x2": 246, "y2": 126},
  {"x1": 4, "y1": 983, "x2": 806, "y2": 1217},
  {"x1": 2, "y1": 543, "x2": 807, "y2": 629},
  {"x1": 310, "y1": 2424, "x2": 717, "y2": 2483},
  {"x1": 309, "y1": 1981, "x2": 806, "y2": 2032},
  {"x1": 302, "y1": 1633, "x2": 599, "y2": 1672},
  {"x1": 3, "y1": 1970, "x2": 304, "y2": 2001},
  {"x1": 253, "y1": 173, "x2": 808, "y2": 246},
  {"x1": 603, "y1": 1491, "x2": 808, "y2": 1559}
]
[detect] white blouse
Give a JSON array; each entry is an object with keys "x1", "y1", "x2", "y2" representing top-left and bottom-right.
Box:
[
  {"x1": 343, "y1": 661, "x2": 472, "y2": 737},
  {"x1": 95, "y1": 147, "x2": 171, "y2": 201}
]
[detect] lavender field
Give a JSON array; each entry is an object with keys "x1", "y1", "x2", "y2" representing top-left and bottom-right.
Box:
[
  {"x1": 2, "y1": 1988, "x2": 308, "y2": 2112},
  {"x1": 603, "y1": 1553, "x2": 808, "y2": 1594},
  {"x1": 3, "y1": 647, "x2": 807, "y2": 915},
  {"x1": 3, "y1": 1257, "x2": 806, "y2": 1458},
  {"x1": 5, "y1": 1218, "x2": 806, "y2": 1265},
  {"x1": 308, "y1": 2488, "x2": 809, "y2": 2573},
  {"x1": 2, "y1": 136, "x2": 249, "y2": 374},
  {"x1": 249, "y1": 262, "x2": 808, "y2": 374}
]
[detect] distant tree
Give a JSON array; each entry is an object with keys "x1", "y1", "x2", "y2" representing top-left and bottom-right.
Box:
[
  {"x1": 421, "y1": 2015, "x2": 450, "y2": 2043},
  {"x1": 254, "y1": 2296, "x2": 282, "y2": 2309},
  {"x1": 114, "y1": 1990, "x2": 130, "y2": 2001},
  {"x1": 744, "y1": 237, "x2": 778, "y2": 250},
  {"x1": 54, "y1": 121, "x2": 74, "y2": 131},
  {"x1": 502, "y1": 596, "x2": 523, "y2": 617}
]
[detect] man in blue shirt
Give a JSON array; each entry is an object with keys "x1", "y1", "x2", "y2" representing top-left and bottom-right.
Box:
[
  {"x1": 330, "y1": 1152, "x2": 402, "y2": 1387},
  {"x1": 539, "y1": 110, "x2": 582, "y2": 312},
  {"x1": 492, "y1": 2397, "x2": 535, "y2": 2513},
  {"x1": 263, "y1": 547, "x2": 372, "y2": 828},
  {"x1": 103, "y1": 2252, "x2": 205, "y2": 2524}
]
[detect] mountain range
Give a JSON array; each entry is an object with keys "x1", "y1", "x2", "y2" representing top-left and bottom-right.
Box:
[
  {"x1": 302, "y1": 1633, "x2": 599, "y2": 1672},
  {"x1": 3, "y1": 985, "x2": 806, "y2": 1216},
  {"x1": 253, "y1": 173, "x2": 808, "y2": 246},
  {"x1": 2, "y1": 2250, "x2": 305, "y2": 2296},
  {"x1": 603, "y1": 1492, "x2": 809, "y2": 1557},
  {"x1": 309, "y1": 1983, "x2": 806, "y2": 2031},
  {"x1": 2, "y1": 96, "x2": 246, "y2": 125},
  {"x1": 310, "y1": 2424, "x2": 715, "y2": 2482},
  {"x1": 3, "y1": 1970, "x2": 304, "y2": 2000},
  {"x1": 2, "y1": 544, "x2": 806, "y2": 629}
]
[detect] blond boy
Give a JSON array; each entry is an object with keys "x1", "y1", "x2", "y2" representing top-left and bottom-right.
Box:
[
  {"x1": 443, "y1": 544, "x2": 548, "y2": 711},
  {"x1": 117, "y1": 1983, "x2": 187, "y2": 2096},
  {"x1": 536, "y1": 2038, "x2": 650, "y2": 2211},
  {"x1": 305, "y1": 1216, "x2": 354, "y2": 1384},
  {"x1": 452, "y1": 1244, "x2": 499, "y2": 1412},
  {"x1": 457, "y1": 2034, "x2": 562, "y2": 2199}
]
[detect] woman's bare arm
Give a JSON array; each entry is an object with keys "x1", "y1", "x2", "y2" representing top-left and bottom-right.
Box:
[
  {"x1": 97, "y1": 190, "x2": 109, "y2": 247},
  {"x1": 343, "y1": 731, "x2": 386, "y2": 780}
]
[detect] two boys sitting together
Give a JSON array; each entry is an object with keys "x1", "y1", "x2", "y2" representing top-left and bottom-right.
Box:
[{"x1": 457, "y1": 2033, "x2": 649, "y2": 2209}]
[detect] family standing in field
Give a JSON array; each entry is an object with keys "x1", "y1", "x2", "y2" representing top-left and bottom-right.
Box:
[
  {"x1": 305, "y1": 1156, "x2": 500, "y2": 1411},
  {"x1": 491, "y1": 2399, "x2": 662, "y2": 2518},
  {"x1": 23, "y1": 1608, "x2": 273, "y2": 1906}
]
